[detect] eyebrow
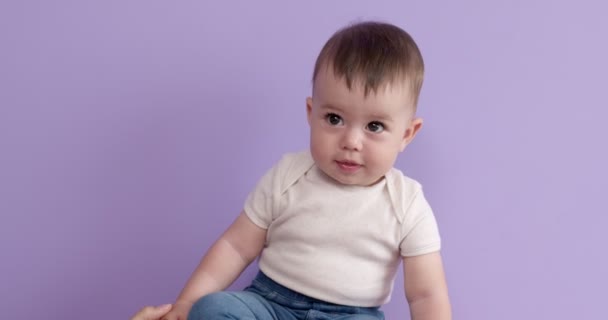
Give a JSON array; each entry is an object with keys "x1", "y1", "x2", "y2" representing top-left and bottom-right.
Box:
[
  {"x1": 319, "y1": 103, "x2": 344, "y2": 113},
  {"x1": 369, "y1": 113, "x2": 393, "y2": 122}
]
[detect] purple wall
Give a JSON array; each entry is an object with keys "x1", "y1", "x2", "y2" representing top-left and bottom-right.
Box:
[{"x1": 1, "y1": 1, "x2": 607, "y2": 319}]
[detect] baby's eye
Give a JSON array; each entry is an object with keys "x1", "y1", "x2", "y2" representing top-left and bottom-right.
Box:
[
  {"x1": 366, "y1": 121, "x2": 385, "y2": 133},
  {"x1": 325, "y1": 113, "x2": 343, "y2": 126}
]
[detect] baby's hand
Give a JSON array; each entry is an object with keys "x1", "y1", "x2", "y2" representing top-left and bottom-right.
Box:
[
  {"x1": 130, "y1": 304, "x2": 172, "y2": 320},
  {"x1": 160, "y1": 300, "x2": 193, "y2": 320}
]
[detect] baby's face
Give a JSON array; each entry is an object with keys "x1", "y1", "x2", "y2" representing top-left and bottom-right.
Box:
[{"x1": 307, "y1": 68, "x2": 422, "y2": 186}]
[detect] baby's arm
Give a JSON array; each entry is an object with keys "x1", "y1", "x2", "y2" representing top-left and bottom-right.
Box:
[
  {"x1": 165, "y1": 211, "x2": 266, "y2": 319},
  {"x1": 403, "y1": 252, "x2": 451, "y2": 320}
]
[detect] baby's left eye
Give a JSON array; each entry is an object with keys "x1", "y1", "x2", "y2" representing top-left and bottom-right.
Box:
[{"x1": 366, "y1": 121, "x2": 385, "y2": 133}]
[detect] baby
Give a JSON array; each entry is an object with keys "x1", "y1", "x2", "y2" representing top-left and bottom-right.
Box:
[{"x1": 161, "y1": 21, "x2": 451, "y2": 320}]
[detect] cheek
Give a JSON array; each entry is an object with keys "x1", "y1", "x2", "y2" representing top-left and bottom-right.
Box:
[
  {"x1": 365, "y1": 138, "x2": 399, "y2": 163},
  {"x1": 312, "y1": 125, "x2": 333, "y2": 142},
  {"x1": 317, "y1": 134, "x2": 334, "y2": 152},
  {"x1": 310, "y1": 128, "x2": 329, "y2": 152}
]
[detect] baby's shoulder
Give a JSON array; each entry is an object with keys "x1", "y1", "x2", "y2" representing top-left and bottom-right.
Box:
[
  {"x1": 276, "y1": 150, "x2": 314, "y2": 169},
  {"x1": 274, "y1": 150, "x2": 315, "y2": 192},
  {"x1": 386, "y1": 167, "x2": 423, "y2": 196},
  {"x1": 385, "y1": 168, "x2": 426, "y2": 221}
]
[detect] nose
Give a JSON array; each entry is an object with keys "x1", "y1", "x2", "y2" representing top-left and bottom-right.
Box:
[{"x1": 340, "y1": 128, "x2": 363, "y2": 151}]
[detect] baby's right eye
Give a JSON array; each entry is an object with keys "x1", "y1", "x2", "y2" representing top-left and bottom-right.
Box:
[{"x1": 325, "y1": 113, "x2": 343, "y2": 126}]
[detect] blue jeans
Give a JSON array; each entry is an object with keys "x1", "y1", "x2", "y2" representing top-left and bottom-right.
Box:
[{"x1": 188, "y1": 271, "x2": 384, "y2": 320}]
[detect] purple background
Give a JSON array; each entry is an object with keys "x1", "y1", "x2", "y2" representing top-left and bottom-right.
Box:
[{"x1": 1, "y1": 1, "x2": 607, "y2": 319}]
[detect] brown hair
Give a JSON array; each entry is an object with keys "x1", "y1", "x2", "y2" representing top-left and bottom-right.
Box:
[{"x1": 312, "y1": 21, "x2": 425, "y2": 108}]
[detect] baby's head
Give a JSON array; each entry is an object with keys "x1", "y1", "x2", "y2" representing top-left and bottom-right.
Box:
[{"x1": 306, "y1": 21, "x2": 425, "y2": 186}]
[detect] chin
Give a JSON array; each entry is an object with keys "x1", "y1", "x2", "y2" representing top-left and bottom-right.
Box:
[
  {"x1": 331, "y1": 174, "x2": 370, "y2": 186},
  {"x1": 337, "y1": 178, "x2": 361, "y2": 186}
]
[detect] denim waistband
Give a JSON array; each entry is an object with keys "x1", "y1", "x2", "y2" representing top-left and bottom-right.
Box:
[{"x1": 248, "y1": 271, "x2": 381, "y2": 313}]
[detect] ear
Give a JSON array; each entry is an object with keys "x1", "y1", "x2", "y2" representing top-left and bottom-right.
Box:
[
  {"x1": 306, "y1": 97, "x2": 313, "y2": 125},
  {"x1": 400, "y1": 117, "x2": 423, "y2": 151}
]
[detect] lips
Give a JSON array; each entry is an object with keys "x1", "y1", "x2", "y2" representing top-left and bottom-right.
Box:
[{"x1": 335, "y1": 160, "x2": 362, "y2": 173}]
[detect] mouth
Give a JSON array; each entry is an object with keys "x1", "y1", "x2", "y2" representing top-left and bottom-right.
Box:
[{"x1": 335, "y1": 160, "x2": 362, "y2": 172}]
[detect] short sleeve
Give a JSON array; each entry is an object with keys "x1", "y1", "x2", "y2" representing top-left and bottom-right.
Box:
[
  {"x1": 243, "y1": 163, "x2": 278, "y2": 229},
  {"x1": 243, "y1": 151, "x2": 315, "y2": 229},
  {"x1": 399, "y1": 189, "x2": 442, "y2": 257}
]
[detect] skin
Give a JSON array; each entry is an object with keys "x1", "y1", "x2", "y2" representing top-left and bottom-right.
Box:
[
  {"x1": 160, "y1": 213, "x2": 267, "y2": 320},
  {"x1": 308, "y1": 66, "x2": 451, "y2": 319},
  {"x1": 130, "y1": 304, "x2": 172, "y2": 320},
  {"x1": 155, "y1": 66, "x2": 451, "y2": 320},
  {"x1": 306, "y1": 66, "x2": 422, "y2": 187}
]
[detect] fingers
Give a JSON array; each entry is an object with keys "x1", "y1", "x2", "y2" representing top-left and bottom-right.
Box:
[{"x1": 131, "y1": 304, "x2": 172, "y2": 320}]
